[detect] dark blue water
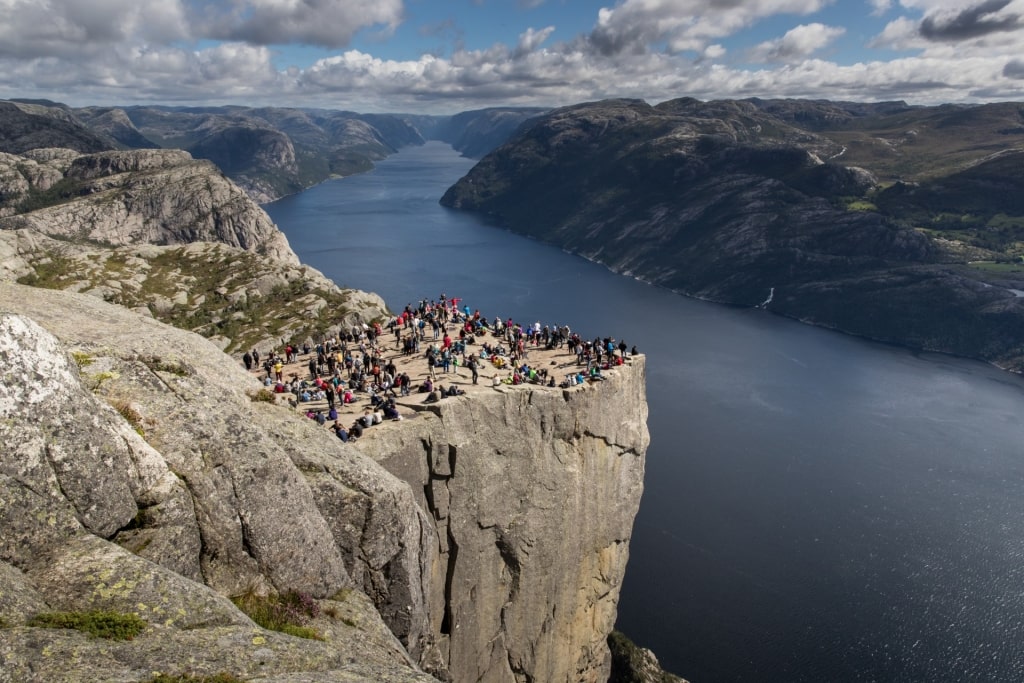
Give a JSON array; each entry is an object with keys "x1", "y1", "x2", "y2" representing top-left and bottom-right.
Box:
[{"x1": 265, "y1": 142, "x2": 1024, "y2": 682}]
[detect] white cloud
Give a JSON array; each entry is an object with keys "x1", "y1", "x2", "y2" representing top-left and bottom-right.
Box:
[
  {"x1": 868, "y1": 0, "x2": 893, "y2": 15},
  {"x1": 587, "y1": 0, "x2": 832, "y2": 55},
  {"x1": 0, "y1": 0, "x2": 189, "y2": 59},
  {"x1": 515, "y1": 26, "x2": 556, "y2": 56},
  {"x1": 0, "y1": 0, "x2": 1023, "y2": 112},
  {"x1": 749, "y1": 23, "x2": 846, "y2": 63},
  {"x1": 201, "y1": 0, "x2": 405, "y2": 48}
]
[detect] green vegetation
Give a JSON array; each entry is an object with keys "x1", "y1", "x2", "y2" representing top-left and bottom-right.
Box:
[
  {"x1": 248, "y1": 388, "x2": 277, "y2": 403},
  {"x1": 967, "y1": 261, "x2": 1024, "y2": 274},
  {"x1": 17, "y1": 243, "x2": 364, "y2": 353},
  {"x1": 28, "y1": 610, "x2": 147, "y2": 640},
  {"x1": 15, "y1": 177, "x2": 87, "y2": 214},
  {"x1": 607, "y1": 630, "x2": 684, "y2": 683},
  {"x1": 138, "y1": 354, "x2": 192, "y2": 377},
  {"x1": 71, "y1": 351, "x2": 95, "y2": 368},
  {"x1": 111, "y1": 399, "x2": 146, "y2": 436},
  {"x1": 844, "y1": 199, "x2": 878, "y2": 212},
  {"x1": 230, "y1": 588, "x2": 322, "y2": 640},
  {"x1": 144, "y1": 674, "x2": 244, "y2": 683},
  {"x1": 16, "y1": 254, "x2": 74, "y2": 289}
]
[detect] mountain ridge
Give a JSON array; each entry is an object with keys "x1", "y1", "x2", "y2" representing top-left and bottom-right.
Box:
[{"x1": 440, "y1": 97, "x2": 1024, "y2": 370}]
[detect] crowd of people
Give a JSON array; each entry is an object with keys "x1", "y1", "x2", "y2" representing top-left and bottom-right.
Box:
[{"x1": 243, "y1": 293, "x2": 637, "y2": 441}]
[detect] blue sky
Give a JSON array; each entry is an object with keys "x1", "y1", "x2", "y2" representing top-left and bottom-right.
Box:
[{"x1": 1, "y1": 0, "x2": 1023, "y2": 113}]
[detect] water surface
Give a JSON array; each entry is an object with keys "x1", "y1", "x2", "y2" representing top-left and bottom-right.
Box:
[{"x1": 265, "y1": 142, "x2": 1024, "y2": 682}]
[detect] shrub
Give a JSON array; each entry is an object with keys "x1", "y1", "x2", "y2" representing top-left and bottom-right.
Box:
[
  {"x1": 28, "y1": 610, "x2": 147, "y2": 640},
  {"x1": 230, "y1": 589, "x2": 322, "y2": 641},
  {"x1": 248, "y1": 388, "x2": 277, "y2": 403}
]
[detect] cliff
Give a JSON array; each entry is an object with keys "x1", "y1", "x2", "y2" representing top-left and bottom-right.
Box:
[
  {"x1": 0, "y1": 281, "x2": 648, "y2": 682},
  {"x1": 441, "y1": 98, "x2": 1024, "y2": 370},
  {"x1": 0, "y1": 148, "x2": 296, "y2": 264}
]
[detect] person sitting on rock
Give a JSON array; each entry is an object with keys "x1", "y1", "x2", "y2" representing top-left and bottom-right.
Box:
[{"x1": 332, "y1": 421, "x2": 349, "y2": 442}]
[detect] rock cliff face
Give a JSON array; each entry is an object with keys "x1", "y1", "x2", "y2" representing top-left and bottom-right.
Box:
[
  {"x1": 0, "y1": 281, "x2": 648, "y2": 682},
  {"x1": 0, "y1": 148, "x2": 297, "y2": 264},
  {"x1": 355, "y1": 361, "x2": 648, "y2": 682},
  {"x1": 441, "y1": 98, "x2": 1024, "y2": 370}
]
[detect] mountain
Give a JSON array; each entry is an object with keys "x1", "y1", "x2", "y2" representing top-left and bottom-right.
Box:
[
  {"x1": 441, "y1": 97, "x2": 1024, "y2": 370},
  {"x1": 0, "y1": 100, "x2": 552, "y2": 204},
  {"x1": 0, "y1": 147, "x2": 295, "y2": 264},
  {"x1": 0, "y1": 101, "x2": 116, "y2": 154},
  {"x1": 433, "y1": 107, "x2": 549, "y2": 158}
]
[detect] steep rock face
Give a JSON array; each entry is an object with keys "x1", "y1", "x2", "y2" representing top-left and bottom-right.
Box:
[
  {"x1": 354, "y1": 360, "x2": 648, "y2": 682},
  {"x1": 188, "y1": 125, "x2": 300, "y2": 204},
  {"x1": 0, "y1": 100, "x2": 115, "y2": 155},
  {"x1": 441, "y1": 98, "x2": 1024, "y2": 370},
  {"x1": 0, "y1": 282, "x2": 649, "y2": 682},
  {"x1": 432, "y1": 107, "x2": 549, "y2": 159},
  {"x1": 0, "y1": 283, "x2": 436, "y2": 682},
  {"x1": 73, "y1": 106, "x2": 160, "y2": 149},
  {"x1": 0, "y1": 149, "x2": 297, "y2": 264}
]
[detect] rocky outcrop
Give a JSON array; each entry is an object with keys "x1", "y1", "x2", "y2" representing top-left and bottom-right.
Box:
[
  {"x1": 0, "y1": 148, "x2": 297, "y2": 264},
  {"x1": 354, "y1": 359, "x2": 648, "y2": 682},
  {"x1": 1, "y1": 228, "x2": 387, "y2": 353},
  {"x1": 0, "y1": 283, "x2": 436, "y2": 682},
  {"x1": 0, "y1": 282, "x2": 649, "y2": 682}
]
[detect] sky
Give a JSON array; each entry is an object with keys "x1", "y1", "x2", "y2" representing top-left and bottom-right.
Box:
[{"x1": 2, "y1": 0, "x2": 1024, "y2": 114}]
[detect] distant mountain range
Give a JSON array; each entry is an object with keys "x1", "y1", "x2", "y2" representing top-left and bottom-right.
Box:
[
  {"x1": 441, "y1": 97, "x2": 1024, "y2": 370},
  {"x1": 0, "y1": 99, "x2": 546, "y2": 203}
]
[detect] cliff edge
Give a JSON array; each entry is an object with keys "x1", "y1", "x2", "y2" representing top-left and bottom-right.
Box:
[{"x1": 0, "y1": 281, "x2": 648, "y2": 682}]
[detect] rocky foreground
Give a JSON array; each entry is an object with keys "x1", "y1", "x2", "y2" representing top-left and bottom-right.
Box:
[{"x1": 0, "y1": 279, "x2": 649, "y2": 682}]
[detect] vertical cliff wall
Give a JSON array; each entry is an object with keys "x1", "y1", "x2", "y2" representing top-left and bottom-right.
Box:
[{"x1": 354, "y1": 361, "x2": 649, "y2": 682}]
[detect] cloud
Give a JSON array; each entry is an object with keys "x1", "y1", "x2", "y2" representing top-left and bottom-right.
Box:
[
  {"x1": 585, "y1": 0, "x2": 830, "y2": 56},
  {"x1": 749, "y1": 23, "x2": 846, "y2": 63},
  {"x1": 199, "y1": 0, "x2": 405, "y2": 49},
  {"x1": 1, "y1": 0, "x2": 1024, "y2": 112},
  {"x1": 868, "y1": 0, "x2": 892, "y2": 15},
  {"x1": 515, "y1": 26, "x2": 556, "y2": 56},
  {"x1": 0, "y1": 0, "x2": 189, "y2": 59},
  {"x1": 1004, "y1": 58, "x2": 1024, "y2": 77},
  {"x1": 918, "y1": 0, "x2": 1023, "y2": 41}
]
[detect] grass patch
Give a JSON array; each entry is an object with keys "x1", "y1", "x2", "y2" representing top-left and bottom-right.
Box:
[
  {"x1": 138, "y1": 354, "x2": 192, "y2": 377},
  {"x1": 15, "y1": 177, "x2": 87, "y2": 214},
  {"x1": 71, "y1": 351, "x2": 95, "y2": 369},
  {"x1": 16, "y1": 254, "x2": 75, "y2": 289},
  {"x1": 111, "y1": 399, "x2": 145, "y2": 437},
  {"x1": 230, "y1": 588, "x2": 322, "y2": 641},
  {"x1": 845, "y1": 199, "x2": 878, "y2": 212},
  {"x1": 144, "y1": 674, "x2": 244, "y2": 683},
  {"x1": 967, "y1": 261, "x2": 1024, "y2": 274},
  {"x1": 28, "y1": 610, "x2": 147, "y2": 640},
  {"x1": 248, "y1": 388, "x2": 277, "y2": 403}
]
